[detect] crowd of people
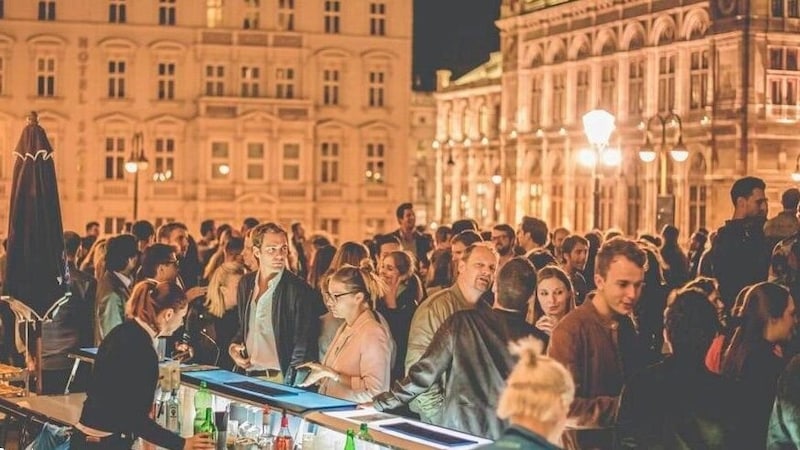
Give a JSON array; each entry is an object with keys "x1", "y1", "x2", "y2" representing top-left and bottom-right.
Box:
[{"x1": 10, "y1": 176, "x2": 800, "y2": 449}]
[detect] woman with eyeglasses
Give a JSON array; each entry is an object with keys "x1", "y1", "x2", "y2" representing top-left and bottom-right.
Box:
[
  {"x1": 72, "y1": 281, "x2": 214, "y2": 450},
  {"x1": 180, "y1": 262, "x2": 245, "y2": 370},
  {"x1": 298, "y1": 260, "x2": 394, "y2": 403}
]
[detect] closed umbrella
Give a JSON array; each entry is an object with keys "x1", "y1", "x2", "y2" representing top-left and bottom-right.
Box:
[{"x1": 4, "y1": 111, "x2": 68, "y2": 392}]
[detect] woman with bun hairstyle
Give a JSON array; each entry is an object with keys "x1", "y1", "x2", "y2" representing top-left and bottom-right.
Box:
[
  {"x1": 481, "y1": 337, "x2": 575, "y2": 449},
  {"x1": 72, "y1": 281, "x2": 214, "y2": 450},
  {"x1": 299, "y1": 260, "x2": 394, "y2": 403}
]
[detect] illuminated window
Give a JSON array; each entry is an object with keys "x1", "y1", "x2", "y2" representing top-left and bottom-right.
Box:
[
  {"x1": 365, "y1": 143, "x2": 385, "y2": 184},
  {"x1": 243, "y1": 0, "x2": 260, "y2": 29},
  {"x1": 154, "y1": 138, "x2": 175, "y2": 181},
  {"x1": 658, "y1": 54, "x2": 676, "y2": 113},
  {"x1": 690, "y1": 50, "x2": 709, "y2": 110}
]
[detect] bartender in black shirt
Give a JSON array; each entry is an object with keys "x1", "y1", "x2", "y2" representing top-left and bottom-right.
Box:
[{"x1": 72, "y1": 281, "x2": 214, "y2": 450}]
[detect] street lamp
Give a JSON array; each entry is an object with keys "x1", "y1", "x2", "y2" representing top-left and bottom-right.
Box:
[
  {"x1": 125, "y1": 132, "x2": 149, "y2": 221},
  {"x1": 638, "y1": 112, "x2": 688, "y2": 230},
  {"x1": 582, "y1": 109, "x2": 617, "y2": 230}
]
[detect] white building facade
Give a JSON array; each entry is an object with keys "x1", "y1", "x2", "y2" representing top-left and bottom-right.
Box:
[{"x1": 0, "y1": 0, "x2": 412, "y2": 242}]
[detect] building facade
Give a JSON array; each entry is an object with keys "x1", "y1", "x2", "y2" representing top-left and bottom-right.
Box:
[
  {"x1": 0, "y1": 0, "x2": 412, "y2": 243},
  {"x1": 437, "y1": 0, "x2": 800, "y2": 236},
  {"x1": 409, "y1": 91, "x2": 437, "y2": 227},
  {"x1": 433, "y1": 52, "x2": 503, "y2": 228}
]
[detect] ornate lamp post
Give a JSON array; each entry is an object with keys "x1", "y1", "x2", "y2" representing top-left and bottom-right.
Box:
[
  {"x1": 124, "y1": 132, "x2": 149, "y2": 221},
  {"x1": 581, "y1": 109, "x2": 618, "y2": 230},
  {"x1": 638, "y1": 112, "x2": 688, "y2": 230}
]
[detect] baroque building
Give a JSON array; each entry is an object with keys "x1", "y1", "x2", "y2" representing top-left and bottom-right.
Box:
[
  {"x1": 438, "y1": 0, "x2": 800, "y2": 235},
  {"x1": 0, "y1": 0, "x2": 412, "y2": 243}
]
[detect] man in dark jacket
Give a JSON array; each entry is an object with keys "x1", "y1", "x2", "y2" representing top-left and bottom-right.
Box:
[
  {"x1": 371, "y1": 257, "x2": 547, "y2": 439},
  {"x1": 616, "y1": 289, "x2": 744, "y2": 449},
  {"x1": 228, "y1": 223, "x2": 323, "y2": 384},
  {"x1": 709, "y1": 176, "x2": 770, "y2": 309}
]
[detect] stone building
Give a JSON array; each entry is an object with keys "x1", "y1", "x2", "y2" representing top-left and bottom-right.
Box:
[
  {"x1": 437, "y1": 0, "x2": 800, "y2": 236},
  {"x1": 0, "y1": 0, "x2": 412, "y2": 243}
]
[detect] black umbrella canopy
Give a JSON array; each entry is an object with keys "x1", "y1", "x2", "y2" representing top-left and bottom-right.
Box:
[{"x1": 5, "y1": 111, "x2": 67, "y2": 318}]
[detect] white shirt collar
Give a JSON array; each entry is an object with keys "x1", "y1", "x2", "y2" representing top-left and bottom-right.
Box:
[{"x1": 113, "y1": 271, "x2": 132, "y2": 288}]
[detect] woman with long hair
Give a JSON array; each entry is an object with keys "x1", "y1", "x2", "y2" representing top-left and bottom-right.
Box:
[
  {"x1": 721, "y1": 281, "x2": 797, "y2": 449},
  {"x1": 299, "y1": 261, "x2": 394, "y2": 403},
  {"x1": 378, "y1": 250, "x2": 422, "y2": 381},
  {"x1": 318, "y1": 242, "x2": 370, "y2": 360},
  {"x1": 529, "y1": 266, "x2": 575, "y2": 336},
  {"x1": 182, "y1": 262, "x2": 245, "y2": 370},
  {"x1": 73, "y1": 281, "x2": 213, "y2": 449}
]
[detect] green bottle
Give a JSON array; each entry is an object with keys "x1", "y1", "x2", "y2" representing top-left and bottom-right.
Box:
[
  {"x1": 357, "y1": 423, "x2": 374, "y2": 442},
  {"x1": 193, "y1": 381, "x2": 212, "y2": 433},
  {"x1": 343, "y1": 429, "x2": 356, "y2": 450},
  {"x1": 198, "y1": 407, "x2": 218, "y2": 442}
]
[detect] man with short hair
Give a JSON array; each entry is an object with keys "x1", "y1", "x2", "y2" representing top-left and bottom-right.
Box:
[
  {"x1": 709, "y1": 176, "x2": 770, "y2": 309},
  {"x1": 157, "y1": 222, "x2": 196, "y2": 288},
  {"x1": 290, "y1": 222, "x2": 309, "y2": 281},
  {"x1": 241, "y1": 217, "x2": 260, "y2": 236},
  {"x1": 548, "y1": 227, "x2": 571, "y2": 261},
  {"x1": 374, "y1": 234, "x2": 402, "y2": 265},
  {"x1": 450, "y1": 230, "x2": 483, "y2": 276},
  {"x1": 373, "y1": 257, "x2": 547, "y2": 438},
  {"x1": 131, "y1": 220, "x2": 155, "y2": 252},
  {"x1": 229, "y1": 223, "x2": 322, "y2": 383},
  {"x1": 197, "y1": 219, "x2": 217, "y2": 267},
  {"x1": 95, "y1": 234, "x2": 138, "y2": 343},
  {"x1": 405, "y1": 243, "x2": 498, "y2": 423},
  {"x1": 765, "y1": 188, "x2": 800, "y2": 250},
  {"x1": 491, "y1": 224, "x2": 517, "y2": 270},
  {"x1": 561, "y1": 234, "x2": 590, "y2": 306},
  {"x1": 548, "y1": 237, "x2": 650, "y2": 449},
  {"x1": 85, "y1": 221, "x2": 100, "y2": 238},
  {"x1": 391, "y1": 203, "x2": 432, "y2": 267},
  {"x1": 517, "y1": 216, "x2": 550, "y2": 258}
]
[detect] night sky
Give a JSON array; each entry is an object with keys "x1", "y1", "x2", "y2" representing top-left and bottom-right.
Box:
[{"x1": 413, "y1": 0, "x2": 501, "y2": 91}]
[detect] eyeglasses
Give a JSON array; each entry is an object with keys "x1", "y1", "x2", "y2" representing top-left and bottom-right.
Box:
[
  {"x1": 261, "y1": 245, "x2": 289, "y2": 255},
  {"x1": 325, "y1": 290, "x2": 358, "y2": 303}
]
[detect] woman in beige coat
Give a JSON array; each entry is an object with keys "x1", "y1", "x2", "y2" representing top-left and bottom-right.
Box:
[{"x1": 299, "y1": 260, "x2": 394, "y2": 402}]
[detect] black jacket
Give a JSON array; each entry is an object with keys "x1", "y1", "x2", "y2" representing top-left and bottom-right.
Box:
[
  {"x1": 390, "y1": 229, "x2": 432, "y2": 267},
  {"x1": 373, "y1": 303, "x2": 548, "y2": 439},
  {"x1": 376, "y1": 275, "x2": 421, "y2": 382},
  {"x1": 231, "y1": 270, "x2": 323, "y2": 376},
  {"x1": 79, "y1": 320, "x2": 184, "y2": 449},
  {"x1": 709, "y1": 218, "x2": 770, "y2": 308},
  {"x1": 615, "y1": 356, "x2": 745, "y2": 450},
  {"x1": 182, "y1": 298, "x2": 239, "y2": 370}
]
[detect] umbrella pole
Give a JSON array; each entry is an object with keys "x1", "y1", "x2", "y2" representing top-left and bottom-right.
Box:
[{"x1": 35, "y1": 321, "x2": 42, "y2": 394}]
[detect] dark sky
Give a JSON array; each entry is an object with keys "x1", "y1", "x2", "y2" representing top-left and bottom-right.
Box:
[{"x1": 413, "y1": 0, "x2": 501, "y2": 91}]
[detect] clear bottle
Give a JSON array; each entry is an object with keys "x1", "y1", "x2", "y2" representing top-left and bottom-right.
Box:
[
  {"x1": 272, "y1": 411, "x2": 294, "y2": 450},
  {"x1": 343, "y1": 429, "x2": 356, "y2": 450},
  {"x1": 165, "y1": 390, "x2": 181, "y2": 434},
  {"x1": 198, "y1": 407, "x2": 218, "y2": 442},
  {"x1": 193, "y1": 381, "x2": 212, "y2": 433}
]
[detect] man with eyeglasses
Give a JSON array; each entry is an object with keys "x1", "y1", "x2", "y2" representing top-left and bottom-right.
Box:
[{"x1": 228, "y1": 223, "x2": 323, "y2": 383}]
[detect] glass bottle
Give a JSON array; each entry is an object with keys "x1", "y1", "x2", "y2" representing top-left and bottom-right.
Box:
[
  {"x1": 165, "y1": 390, "x2": 181, "y2": 434},
  {"x1": 272, "y1": 411, "x2": 294, "y2": 450},
  {"x1": 343, "y1": 429, "x2": 356, "y2": 450},
  {"x1": 357, "y1": 423, "x2": 373, "y2": 442},
  {"x1": 198, "y1": 407, "x2": 218, "y2": 442},
  {"x1": 193, "y1": 381, "x2": 212, "y2": 433}
]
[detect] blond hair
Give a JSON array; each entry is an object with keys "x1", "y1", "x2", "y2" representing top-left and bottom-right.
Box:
[
  {"x1": 328, "y1": 259, "x2": 387, "y2": 309},
  {"x1": 497, "y1": 337, "x2": 575, "y2": 424},
  {"x1": 205, "y1": 261, "x2": 245, "y2": 318}
]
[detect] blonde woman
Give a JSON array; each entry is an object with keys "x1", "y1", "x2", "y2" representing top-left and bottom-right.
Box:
[
  {"x1": 480, "y1": 338, "x2": 575, "y2": 450},
  {"x1": 80, "y1": 237, "x2": 108, "y2": 281},
  {"x1": 181, "y1": 262, "x2": 245, "y2": 370},
  {"x1": 299, "y1": 261, "x2": 394, "y2": 403}
]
